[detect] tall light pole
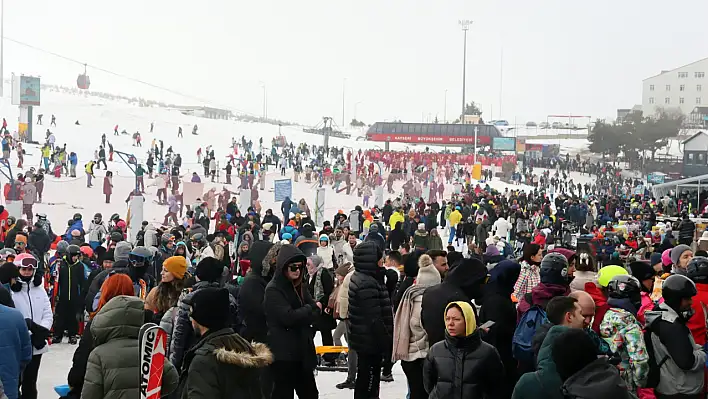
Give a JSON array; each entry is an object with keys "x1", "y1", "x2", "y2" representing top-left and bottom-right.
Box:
[
  {"x1": 444, "y1": 89, "x2": 448, "y2": 122},
  {"x1": 473, "y1": 125, "x2": 479, "y2": 164},
  {"x1": 459, "y1": 20, "x2": 472, "y2": 123},
  {"x1": 342, "y1": 78, "x2": 346, "y2": 127},
  {"x1": 1, "y1": 0, "x2": 4, "y2": 97},
  {"x1": 354, "y1": 101, "x2": 363, "y2": 120}
]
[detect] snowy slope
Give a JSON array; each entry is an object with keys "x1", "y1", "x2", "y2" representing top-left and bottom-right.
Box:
[{"x1": 16, "y1": 88, "x2": 602, "y2": 397}]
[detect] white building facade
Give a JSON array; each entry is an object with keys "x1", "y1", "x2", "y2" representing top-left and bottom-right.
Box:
[{"x1": 642, "y1": 57, "x2": 708, "y2": 121}]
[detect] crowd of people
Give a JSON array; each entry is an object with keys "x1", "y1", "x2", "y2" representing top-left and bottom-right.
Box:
[{"x1": 3, "y1": 114, "x2": 708, "y2": 399}]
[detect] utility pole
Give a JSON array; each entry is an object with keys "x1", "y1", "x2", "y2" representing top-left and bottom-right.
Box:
[
  {"x1": 1, "y1": 0, "x2": 4, "y2": 97},
  {"x1": 444, "y1": 89, "x2": 448, "y2": 122},
  {"x1": 342, "y1": 78, "x2": 346, "y2": 127},
  {"x1": 459, "y1": 20, "x2": 472, "y2": 123},
  {"x1": 499, "y1": 48, "x2": 504, "y2": 118}
]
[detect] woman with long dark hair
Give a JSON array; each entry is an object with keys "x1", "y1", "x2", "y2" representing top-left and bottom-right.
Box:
[
  {"x1": 145, "y1": 256, "x2": 190, "y2": 352},
  {"x1": 513, "y1": 243, "x2": 542, "y2": 300}
]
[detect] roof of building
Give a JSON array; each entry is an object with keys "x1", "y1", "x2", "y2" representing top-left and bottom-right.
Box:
[
  {"x1": 682, "y1": 130, "x2": 708, "y2": 145},
  {"x1": 643, "y1": 57, "x2": 708, "y2": 81}
]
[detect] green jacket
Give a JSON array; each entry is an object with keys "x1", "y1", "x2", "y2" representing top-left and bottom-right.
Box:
[
  {"x1": 179, "y1": 328, "x2": 273, "y2": 399},
  {"x1": 511, "y1": 325, "x2": 568, "y2": 399},
  {"x1": 426, "y1": 234, "x2": 444, "y2": 251},
  {"x1": 413, "y1": 230, "x2": 429, "y2": 249},
  {"x1": 82, "y1": 295, "x2": 179, "y2": 399}
]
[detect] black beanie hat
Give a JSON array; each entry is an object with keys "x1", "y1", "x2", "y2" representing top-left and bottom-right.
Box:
[
  {"x1": 0, "y1": 261, "x2": 19, "y2": 285},
  {"x1": 629, "y1": 261, "x2": 656, "y2": 282},
  {"x1": 196, "y1": 257, "x2": 224, "y2": 283},
  {"x1": 185, "y1": 287, "x2": 230, "y2": 330},
  {"x1": 101, "y1": 249, "x2": 115, "y2": 263}
]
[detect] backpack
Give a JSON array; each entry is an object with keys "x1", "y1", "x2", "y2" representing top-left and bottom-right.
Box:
[
  {"x1": 642, "y1": 323, "x2": 669, "y2": 389},
  {"x1": 512, "y1": 293, "x2": 548, "y2": 364}
]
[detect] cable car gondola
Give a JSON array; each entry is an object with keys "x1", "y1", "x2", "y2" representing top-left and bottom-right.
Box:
[{"x1": 77, "y1": 64, "x2": 90, "y2": 90}]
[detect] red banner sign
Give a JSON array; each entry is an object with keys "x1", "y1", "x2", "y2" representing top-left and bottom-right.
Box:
[{"x1": 367, "y1": 134, "x2": 492, "y2": 145}]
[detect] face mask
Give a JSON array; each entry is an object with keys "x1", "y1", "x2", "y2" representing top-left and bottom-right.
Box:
[{"x1": 19, "y1": 274, "x2": 33, "y2": 283}]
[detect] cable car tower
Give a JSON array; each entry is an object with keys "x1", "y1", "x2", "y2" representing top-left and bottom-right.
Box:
[{"x1": 302, "y1": 117, "x2": 350, "y2": 151}]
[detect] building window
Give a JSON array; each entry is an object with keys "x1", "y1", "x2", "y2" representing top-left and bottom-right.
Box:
[
  {"x1": 698, "y1": 97, "x2": 703, "y2": 104},
  {"x1": 680, "y1": 97, "x2": 685, "y2": 104},
  {"x1": 666, "y1": 84, "x2": 671, "y2": 91},
  {"x1": 680, "y1": 84, "x2": 685, "y2": 91},
  {"x1": 650, "y1": 84, "x2": 655, "y2": 91},
  {"x1": 699, "y1": 153, "x2": 707, "y2": 165},
  {"x1": 697, "y1": 72, "x2": 705, "y2": 78},
  {"x1": 649, "y1": 97, "x2": 655, "y2": 104},
  {"x1": 665, "y1": 97, "x2": 671, "y2": 104},
  {"x1": 699, "y1": 85, "x2": 703, "y2": 92},
  {"x1": 679, "y1": 72, "x2": 689, "y2": 78},
  {"x1": 688, "y1": 152, "x2": 695, "y2": 165}
]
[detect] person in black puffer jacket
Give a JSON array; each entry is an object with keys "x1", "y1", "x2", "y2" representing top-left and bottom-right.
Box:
[
  {"x1": 678, "y1": 213, "x2": 696, "y2": 246},
  {"x1": 477, "y1": 259, "x2": 521, "y2": 398},
  {"x1": 237, "y1": 241, "x2": 276, "y2": 398},
  {"x1": 423, "y1": 301, "x2": 504, "y2": 399},
  {"x1": 348, "y1": 241, "x2": 394, "y2": 399},
  {"x1": 169, "y1": 257, "x2": 237, "y2": 373},
  {"x1": 264, "y1": 244, "x2": 320, "y2": 398}
]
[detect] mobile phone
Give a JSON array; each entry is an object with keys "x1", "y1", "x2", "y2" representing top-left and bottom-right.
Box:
[{"x1": 479, "y1": 320, "x2": 495, "y2": 330}]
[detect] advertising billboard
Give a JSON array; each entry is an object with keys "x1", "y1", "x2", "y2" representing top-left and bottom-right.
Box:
[
  {"x1": 492, "y1": 137, "x2": 516, "y2": 151},
  {"x1": 367, "y1": 134, "x2": 491, "y2": 145},
  {"x1": 11, "y1": 75, "x2": 41, "y2": 106}
]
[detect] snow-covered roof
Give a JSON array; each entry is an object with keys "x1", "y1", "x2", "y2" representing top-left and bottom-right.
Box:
[{"x1": 643, "y1": 57, "x2": 708, "y2": 81}]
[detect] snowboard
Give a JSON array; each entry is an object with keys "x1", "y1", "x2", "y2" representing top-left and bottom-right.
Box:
[{"x1": 139, "y1": 323, "x2": 168, "y2": 399}]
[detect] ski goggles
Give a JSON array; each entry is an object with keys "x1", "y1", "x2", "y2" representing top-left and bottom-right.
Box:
[
  {"x1": 129, "y1": 253, "x2": 150, "y2": 263},
  {"x1": 18, "y1": 257, "x2": 38, "y2": 269}
]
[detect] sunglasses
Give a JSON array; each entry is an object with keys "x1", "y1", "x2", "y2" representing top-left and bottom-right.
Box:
[{"x1": 288, "y1": 263, "x2": 303, "y2": 272}]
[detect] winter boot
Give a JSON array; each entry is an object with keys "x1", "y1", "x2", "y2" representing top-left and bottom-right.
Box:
[
  {"x1": 380, "y1": 373, "x2": 394, "y2": 382},
  {"x1": 69, "y1": 336, "x2": 78, "y2": 345},
  {"x1": 335, "y1": 379, "x2": 355, "y2": 390}
]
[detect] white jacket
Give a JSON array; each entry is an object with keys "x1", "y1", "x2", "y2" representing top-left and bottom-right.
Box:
[
  {"x1": 493, "y1": 218, "x2": 512, "y2": 239},
  {"x1": 317, "y1": 245, "x2": 335, "y2": 269},
  {"x1": 87, "y1": 221, "x2": 108, "y2": 242},
  {"x1": 11, "y1": 280, "x2": 53, "y2": 355}
]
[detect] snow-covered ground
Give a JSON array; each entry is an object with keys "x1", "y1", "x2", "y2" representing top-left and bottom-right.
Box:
[
  {"x1": 39, "y1": 336, "x2": 408, "y2": 398},
  {"x1": 6, "y1": 87, "x2": 603, "y2": 397}
]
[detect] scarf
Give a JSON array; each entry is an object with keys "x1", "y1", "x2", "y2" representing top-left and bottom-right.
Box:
[
  {"x1": 311, "y1": 267, "x2": 325, "y2": 301},
  {"x1": 392, "y1": 285, "x2": 428, "y2": 361}
]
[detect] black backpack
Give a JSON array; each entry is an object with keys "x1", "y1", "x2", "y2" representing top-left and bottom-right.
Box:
[{"x1": 643, "y1": 319, "x2": 669, "y2": 389}]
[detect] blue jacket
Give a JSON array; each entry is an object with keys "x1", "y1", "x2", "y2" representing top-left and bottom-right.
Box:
[
  {"x1": 0, "y1": 305, "x2": 32, "y2": 399},
  {"x1": 69, "y1": 153, "x2": 78, "y2": 166},
  {"x1": 280, "y1": 225, "x2": 300, "y2": 241},
  {"x1": 64, "y1": 220, "x2": 84, "y2": 241}
]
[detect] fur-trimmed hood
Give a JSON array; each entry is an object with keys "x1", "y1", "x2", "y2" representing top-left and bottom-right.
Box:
[
  {"x1": 196, "y1": 329, "x2": 274, "y2": 368},
  {"x1": 215, "y1": 341, "x2": 273, "y2": 368}
]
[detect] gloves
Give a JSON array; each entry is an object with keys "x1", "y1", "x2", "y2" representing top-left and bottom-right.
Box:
[{"x1": 25, "y1": 318, "x2": 50, "y2": 350}]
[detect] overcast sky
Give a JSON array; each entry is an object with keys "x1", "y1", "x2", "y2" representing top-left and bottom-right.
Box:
[{"x1": 4, "y1": 0, "x2": 708, "y2": 126}]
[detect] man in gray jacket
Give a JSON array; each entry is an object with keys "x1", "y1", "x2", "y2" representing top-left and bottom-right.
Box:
[{"x1": 645, "y1": 274, "x2": 705, "y2": 398}]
